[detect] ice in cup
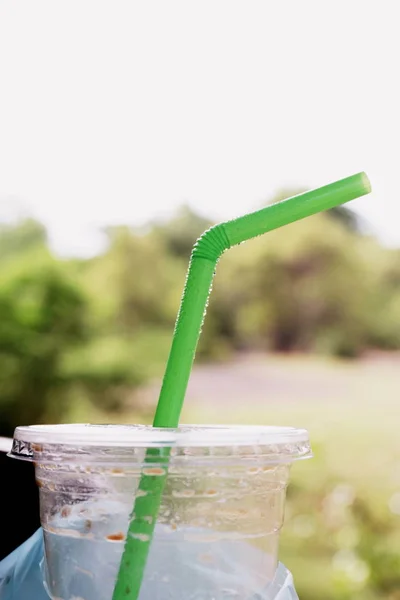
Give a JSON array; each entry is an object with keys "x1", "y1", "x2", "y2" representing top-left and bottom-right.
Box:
[{"x1": 10, "y1": 424, "x2": 311, "y2": 600}]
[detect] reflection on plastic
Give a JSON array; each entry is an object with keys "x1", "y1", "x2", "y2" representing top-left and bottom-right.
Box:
[{"x1": 0, "y1": 529, "x2": 299, "y2": 599}]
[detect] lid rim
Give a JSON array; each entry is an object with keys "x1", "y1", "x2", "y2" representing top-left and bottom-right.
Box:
[
  {"x1": 12, "y1": 423, "x2": 310, "y2": 446},
  {"x1": 10, "y1": 424, "x2": 311, "y2": 461}
]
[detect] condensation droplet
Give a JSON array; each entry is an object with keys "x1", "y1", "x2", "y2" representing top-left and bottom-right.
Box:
[
  {"x1": 248, "y1": 467, "x2": 260, "y2": 474},
  {"x1": 142, "y1": 467, "x2": 165, "y2": 476},
  {"x1": 106, "y1": 532, "x2": 125, "y2": 542}
]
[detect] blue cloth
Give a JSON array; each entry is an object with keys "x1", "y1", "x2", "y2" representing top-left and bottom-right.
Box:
[
  {"x1": 0, "y1": 530, "x2": 47, "y2": 600},
  {"x1": 0, "y1": 529, "x2": 299, "y2": 600}
]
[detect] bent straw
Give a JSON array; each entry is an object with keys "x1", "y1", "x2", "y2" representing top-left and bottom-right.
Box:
[{"x1": 112, "y1": 172, "x2": 371, "y2": 600}]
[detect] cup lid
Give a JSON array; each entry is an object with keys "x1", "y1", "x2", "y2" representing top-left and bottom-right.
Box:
[{"x1": 10, "y1": 423, "x2": 312, "y2": 462}]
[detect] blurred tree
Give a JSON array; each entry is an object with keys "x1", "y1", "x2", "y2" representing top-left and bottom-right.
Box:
[
  {"x1": 0, "y1": 218, "x2": 47, "y2": 261},
  {"x1": 0, "y1": 252, "x2": 87, "y2": 435},
  {"x1": 2, "y1": 196, "x2": 400, "y2": 435},
  {"x1": 87, "y1": 225, "x2": 184, "y2": 331}
]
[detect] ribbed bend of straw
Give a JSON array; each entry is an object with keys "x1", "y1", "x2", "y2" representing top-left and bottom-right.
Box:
[{"x1": 192, "y1": 223, "x2": 231, "y2": 262}]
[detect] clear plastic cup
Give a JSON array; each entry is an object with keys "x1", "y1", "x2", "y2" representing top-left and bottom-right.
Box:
[{"x1": 10, "y1": 424, "x2": 311, "y2": 600}]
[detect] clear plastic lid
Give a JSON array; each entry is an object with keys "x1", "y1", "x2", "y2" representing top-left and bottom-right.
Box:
[{"x1": 10, "y1": 423, "x2": 312, "y2": 462}]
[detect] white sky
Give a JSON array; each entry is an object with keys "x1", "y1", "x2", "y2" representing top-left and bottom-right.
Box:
[{"x1": 0, "y1": 1, "x2": 399, "y2": 256}]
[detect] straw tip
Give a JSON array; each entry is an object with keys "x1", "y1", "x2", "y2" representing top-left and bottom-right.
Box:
[{"x1": 359, "y1": 171, "x2": 372, "y2": 195}]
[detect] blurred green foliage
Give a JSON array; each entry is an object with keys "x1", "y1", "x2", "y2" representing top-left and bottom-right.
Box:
[
  {"x1": 2, "y1": 195, "x2": 400, "y2": 432},
  {"x1": 1, "y1": 194, "x2": 400, "y2": 597},
  {"x1": 283, "y1": 444, "x2": 400, "y2": 600}
]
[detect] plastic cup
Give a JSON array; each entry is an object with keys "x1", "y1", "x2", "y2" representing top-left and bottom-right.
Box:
[{"x1": 11, "y1": 424, "x2": 311, "y2": 600}]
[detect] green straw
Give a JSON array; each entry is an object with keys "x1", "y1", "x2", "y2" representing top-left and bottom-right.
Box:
[{"x1": 112, "y1": 172, "x2": 371, "y2": 600}]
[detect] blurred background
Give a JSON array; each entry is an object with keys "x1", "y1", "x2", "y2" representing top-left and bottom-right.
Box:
[{"x1": 1, "y1": 2, "x2": 400, "y2": 599}]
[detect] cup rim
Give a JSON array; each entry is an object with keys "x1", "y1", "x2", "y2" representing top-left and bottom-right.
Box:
[{"x1": 10, "y1": 423, "x2": 311, "y2": 461}]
